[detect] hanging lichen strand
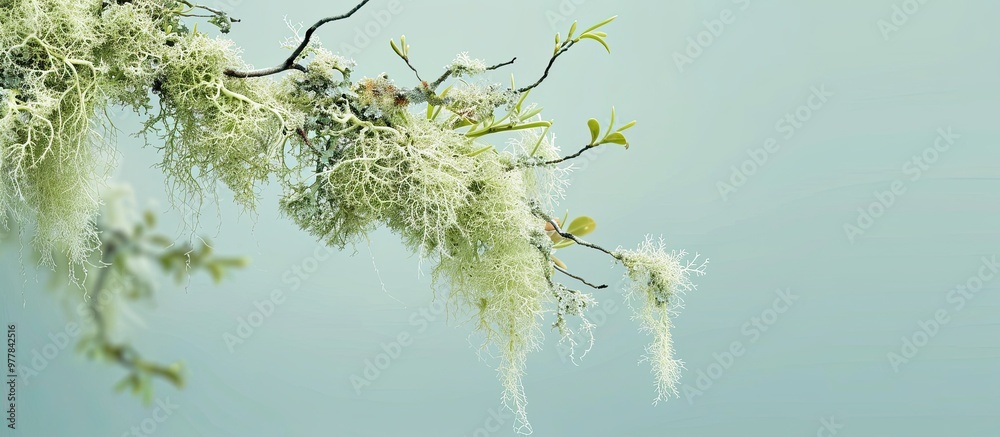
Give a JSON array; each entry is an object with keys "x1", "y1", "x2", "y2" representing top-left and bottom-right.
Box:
[{"x1": 0, "y1": 1, "x2": 708, "y2": 434}]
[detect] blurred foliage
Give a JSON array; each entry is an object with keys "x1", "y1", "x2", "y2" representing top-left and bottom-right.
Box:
[{"x1": 1, "y1": 185, "x2": 247, "y2": 404}]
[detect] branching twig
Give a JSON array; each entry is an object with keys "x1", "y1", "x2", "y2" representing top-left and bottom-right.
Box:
[
  {"x1": 428, "y1": 57, "x2": 517, "y2": 90},
  {"x1": 531, "y1": 207, "x2": 623, "y2": 263},
  {"x1": 179, "y1": 0, "x2": 239, "y2": 20},
  {"x1": 547, "y1": 218, "x2": 619, "y2": 259},
  {"x1": 555, "y1": 265, "x2": 607, "y2": 289},
  {"x1": 87, "y1": 232, "x2": 183, "y2": 391},
  {"x1": 518, "y1": 144, "x2": 602, "y2": 168},
  {"x1": 516, "y1": 40, "x2": 575, "y2": 94},
  {"x1": 224, "y1": 0, "x2": 373, "y2": 78}
]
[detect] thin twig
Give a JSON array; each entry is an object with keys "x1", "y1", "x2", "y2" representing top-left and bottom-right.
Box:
[
  {"x1": 428, "y1": 57, "x2": 517, "y2": 90},
  {"x1": 524, "y1": 144, "x2": 600, "y2": 167},
  {"x1": 296, "y1": 127, "x2": 321, "y2": 154},
  {"x1": 555, "y1": 265, "x2": 607, "y2": 289},
  {"x1": 530, "y1": 207, "x2": 623, "y2": 263},
  {"x1": 516, "y1": 41, "x2": 575, "y2": 94},
  {"x1": 488, "y1": 57, "x2": 518, "y2": 71},
  {"x1": 180, "y1": 0, "x2": 240, "y2": 21},
  {"x1": 402, "y1": 57, "x2": 424, "y2": 83},
  {"x1": 224, "y1": 0, "x2": 373, "y2": 78},
  {"x1": 87, "y1": 232, "x2": 183, "y2": 388},
  {"x1": 547, "y1": 218, "x2": 618, "y2": 258}
]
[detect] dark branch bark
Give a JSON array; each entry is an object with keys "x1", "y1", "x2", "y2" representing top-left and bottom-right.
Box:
[
  {"x1": 402, "y1": 57, "x2": 424, "y2": 83},
  {"x1": 528, "y1": 143, "x2": 600, "y2": 167},
  {"x1": 555, "y1": 265, "x2": 608, "y2": 289},
  {"x1": 547, "y1": 218, "x2": 619, "y2": 259},
  {"x1": 532, "y1": 207, "x2": 622, "y2": 262},
  {"x1": 224, "y1": 0, "x2": 373, "y2": 78},
  {"x1": 515, "y1": 41, "x2": 575, "y2": 95}
]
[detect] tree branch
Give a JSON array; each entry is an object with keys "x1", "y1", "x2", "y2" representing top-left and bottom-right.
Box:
[
  {"x1": 87, "y1": 232, "x2": 184, "y2": 391},
  {"x1": 402, "y1": 57, "x2": 424, "y2": 83},
  {"x1": 516, "y1": 40, "x2": 575, "y2": 95},
  {"x1": 555, "y1": 265, "x2": 607, "y2": 289},
  {"x1": 224, "y1": 0, "x2": 373, "y2": 78},
  {"x1": 428, "y1": 57, "x2": 517, "y2": 90},
  {"x1": 548, "y1": 218, "x2": 619, "y2": 259},
  {"x1": 518, "y1": 143, "x2": 603, "y2": 168},
  {"x1": 532, "y1": 207, "x2": 622, "y2": 263}
]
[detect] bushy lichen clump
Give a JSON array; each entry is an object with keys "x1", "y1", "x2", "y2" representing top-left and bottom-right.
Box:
[
  {"x1": 276, "y1": 48, "x2": 560, "y2": 429},
  {"x1": 1, "y1": 0, "x2": 289, "y2": 262},
  {"x1": 1, "y1": 2, "x2": 708, "y2": 433},
  {"x1": 0, "y1": 0, "x2": 110, "y2": 265},
  {"x1": 616, "y1": 237, "x2": 708, "y2": 403},
  {"x1": 145, "y1": 33, "x2": 298, "y2": 209}
]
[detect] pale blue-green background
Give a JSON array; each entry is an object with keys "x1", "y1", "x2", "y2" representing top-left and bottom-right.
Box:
[{"x1": 3, "y1": 0, "x2": 999, "y2": 435}]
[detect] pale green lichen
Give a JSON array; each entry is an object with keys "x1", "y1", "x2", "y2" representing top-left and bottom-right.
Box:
[
  {"x1": 144, "y1": 32, "x2": 300, "y2": 211},
  {"x1": 2, "y1": 4, "x2": 707, "y2": 434},
  {"x1": 616, "y1": 236, "x2": 708, "y2": 404},
  {"x1": 449, "y1": 52, "x2": 488, "y2": 77},
  {"x1": 0, "y1": 0, "x2": 112, "y2": 266}
]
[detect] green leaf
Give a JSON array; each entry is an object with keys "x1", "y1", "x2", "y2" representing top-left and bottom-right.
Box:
[
  {"x1": 390, "y1": 39, "x2": 403, "y2": 59},
  {"x1": 581, "y1": 16, "x2": 617, "y2": 35},
  {"x1": 603, "y1": 132, "x2": 629, "y2": 148},
  {"x1": 607, "y1": 106, "x2": 616, "y2": 137},
  {"x1": 587, "y1": 118, "x2": 600, "y2": 145},
  {"x1": 207, "y1": 263, "x2": 225, "y2": 283},
  {"x1": 511, "y1": 120, "x2": 551, "y2": 131},
  {"x1": 616, "y1": 120, "x2": 637, "y2": 132},
  {"x1": 114, "y1": 375, "x2": 134, "y2": 393},
  {"x1": 515, "y1": 89, "x2": 531, "y2": 113},
  {"x1": 529, "y1": 125, "x2": 551, "y2": 157},
  {"x1": 580, "y1": 33, "x2": 610, "y2": 53},
  {"x1": 143, "y1": 211, "x2": 156, "y2": 227},
  {"x1": 149, "y1": 235, "x2": 173, "y2": 248},
  {"x1": 567, "y1": 21, "x2": 578, "y2": 40},
  {"x1": 551, "y1": 255, "x2": 568, "y2": 269},
  {"x1": 519, "y1": 106, "x2": 543, "y2": 121},
  {"x1": 553, "y1": 240, "x2": 575, "y2": 249},
  {"x1": 165, "y1": 362, "x2": 185, "y2": 387},
  {"x1": 466, "y1": 144, "x2": 495, "y2": 157},
  {"x1": 566, "y1": 216, "x2": 597, "y2": 236}
]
